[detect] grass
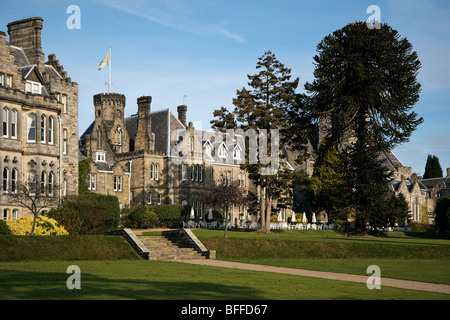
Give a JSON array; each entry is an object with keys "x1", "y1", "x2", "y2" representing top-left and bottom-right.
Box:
[
  {"x1": 191, "y1": 229, "x2": 450, "y2": 285},
  {"x1": 0, "y1": 260, "x2": 449, "y2": 300},
  {"x1": 1, "y1": 229, "x2": 449, "y2": 300}
]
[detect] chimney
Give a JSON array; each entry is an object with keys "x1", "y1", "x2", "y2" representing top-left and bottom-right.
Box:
[
  {"x1": 7, "y1": 17, "x2": 45, "y2": 68},
  {"x1": 135, "y1": 96, "x2": 154, "y2": 152},
  {"x1": 177, "y1": 105, "x2": 187, "y2": 126},
  {"x1": 447, "y1": 167, "x2": 450, "y2": 178}
]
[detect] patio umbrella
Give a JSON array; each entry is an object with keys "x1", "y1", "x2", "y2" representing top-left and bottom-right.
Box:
[
  {"x1": 190, "y1": 207, "x2": 195, "y2": 220},
  {"x1": 302, "y1": 212, "x2": 307, "y2": 223},
  {"x1": 207, "y1": 208, "x2": 213, "y2": 221},
  {"x1": 312, "y1": 212, "x2": 317, "y2": 224},
  {"x1": 324, "y1": 212, "x2": 328, "y2": 224},
  {"x1": 291, "y1": 212, "x2": 296, "y2": 224},
  {"x1": 277, "y1": 212, "x2": 283, "y2": 222}
]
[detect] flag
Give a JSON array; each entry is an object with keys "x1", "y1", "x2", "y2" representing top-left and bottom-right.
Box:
[{"x1": 98, "y1": 50, "x2": 110, "y2": 71}]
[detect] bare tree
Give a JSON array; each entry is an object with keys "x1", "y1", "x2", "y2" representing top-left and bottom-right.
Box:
[
  {"x1": 204, "y1": 177, "x2": 249, "y2": 238},
  {"x1": 5, "y1": 175, "x2": 59, "y2": 235}
]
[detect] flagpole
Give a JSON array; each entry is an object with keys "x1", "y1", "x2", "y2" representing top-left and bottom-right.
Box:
[{"x1": 108, "y1": 47, "x2": 111, "y2": 94}]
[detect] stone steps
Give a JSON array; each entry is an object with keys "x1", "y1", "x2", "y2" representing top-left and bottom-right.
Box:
[{"x1": 139, "y1": 236, "x2": 205, "y2": 261}]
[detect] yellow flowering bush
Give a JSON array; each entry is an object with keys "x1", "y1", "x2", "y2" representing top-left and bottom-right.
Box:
[{"x1": 6, "y1": 215, "x2": 69, "y2": 235}]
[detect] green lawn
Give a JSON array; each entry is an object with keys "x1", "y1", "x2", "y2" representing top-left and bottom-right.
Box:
[
  {"x1": 0, "y1": 260, "x2": 448, "y2": 300},
  {"x1": 1, "y1": 229, "x2": 449, "y2": 300},
  {"x1": 191, "y1": 229, "x2": 450, "y2": 285}
]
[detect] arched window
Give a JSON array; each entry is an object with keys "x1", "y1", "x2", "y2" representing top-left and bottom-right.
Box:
[
  {"x1": 3, "y1": 167, "x2": 9, "y2": 193},
  {"x1": 150, "y1": 164, "x2": 154, "y2": 180},
  {"x1": 191, "y1": 165, "x2": 194, "y2": 181},
  {"x1": 11, "y1": 168, "x2": 18, "y2": 194},
  {"x1": 48, "y1": 172, "x2": 54, "y2": 195},
  {"x1": 28, "y1": 171, "x2": 36, "y2": 194},
  {"x1": 41, "y1": 171, "x2": 47, "y2": 195},
  {"x1": 40, "y1": 115, "x2": 46, "y2": 143},
  {"x1": 27, "y1": 114, "x2": 37, "y2": 142},
  {"x1": 48, "y1": 116, "x2": 54, "y2": 144},
  {"x1": 11, "y1": 109, "x2": 17, "y2": 139},
  {"x1": 3, "y1": 108, "x2": 9, "y2": 137}
]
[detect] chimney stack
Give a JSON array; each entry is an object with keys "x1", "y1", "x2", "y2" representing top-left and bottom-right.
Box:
[
  {"x1": 177, "y1": 105, "x2": 187, "y2": 126},
  {"x1": 447, "y1": 167, "x2": 450, "y2": 178},
  {"x1": 7, "y1": 17, "x2": 45, "y2": 69},
  {"x1": 135, "y1": 96, "x2": 154, "y2": 152}
]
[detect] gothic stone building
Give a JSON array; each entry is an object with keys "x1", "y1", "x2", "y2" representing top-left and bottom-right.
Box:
[
  {"x1": 0, "y1": 17, "x2": 78, "y2": 220},
  {"x1": 80, "y1": 93, "x2": 252, "y2": 224}
]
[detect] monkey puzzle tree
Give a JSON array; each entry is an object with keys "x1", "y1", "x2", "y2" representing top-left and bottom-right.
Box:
[{"x1": 305, "y1": 22, "x2": 423, "y2": 233}]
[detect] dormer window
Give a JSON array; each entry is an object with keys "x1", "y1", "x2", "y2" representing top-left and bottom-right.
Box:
[
  {"x1": 96, "y1": 151, "x2": 106, "y2": 162},
  {"x1": 233, "y1": 145, "x2": 242, "y2": 160},
  {"x1": 25, "y1": 80, "x2": 42, "y2": 95},
  {"x1": 218, "y1": 144, "x2": 228, "y2": 158}
]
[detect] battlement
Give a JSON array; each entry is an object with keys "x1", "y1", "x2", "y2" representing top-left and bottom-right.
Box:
[{"x1": 94, "y1": 93, "x2": 126, "y2": 106}]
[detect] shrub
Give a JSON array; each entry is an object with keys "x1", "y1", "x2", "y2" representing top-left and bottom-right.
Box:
[
  {"x1": 62, "y1": 194, "x2": 121, "y2": 235},
  {"x1": 407, "y1": 221, "x2": 436, "y2": 233},
  {"x1": 151, "y1": 205, "x2": 185, "y2": 228},
  {"x1": 435, "y1": 196, "x2": 450, "y2": 238},
  {"x1": 6, "y1": 215, "x2": 68, "y2": 235},
  {"x1": 123, "y1": 206, "x2": 158, "y2": 228},
  {"x1": 0, "y1": 220, "x2": 11, "y2": 235},
  {"x1": 46, "y1": 207, "x2": 83, "y2": 235}
]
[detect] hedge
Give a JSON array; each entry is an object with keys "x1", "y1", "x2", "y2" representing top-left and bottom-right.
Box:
[{"x1": 122, "y1": 205, "x2": 190, "y2": 229}]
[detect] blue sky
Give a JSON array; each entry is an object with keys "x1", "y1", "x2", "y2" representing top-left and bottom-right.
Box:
[{"x1": 1, "y1": 0, "x2": 449, "y2": 176}]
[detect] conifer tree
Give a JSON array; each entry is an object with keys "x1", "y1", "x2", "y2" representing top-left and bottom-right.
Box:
[
  {"x1": 424, "y1": 155, "x2": 443, "y2": 179},
  {"x1": 211, "y1": 51, "x2": 303, "y2": 233}
]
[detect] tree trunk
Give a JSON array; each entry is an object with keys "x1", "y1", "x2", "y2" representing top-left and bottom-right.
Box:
[
  {"x1": 264, "y1": 191, "x2": 272, "y2": 234},
  {"x1": 31, "y1": 214, "x2": 37, "y2": 235},
  {"x1": 259, "y1": 184, "x2": 267, "y2": 233}
]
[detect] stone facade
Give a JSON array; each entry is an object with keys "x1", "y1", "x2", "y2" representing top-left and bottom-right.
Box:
[
  {"x1": 80, "y1": 94, "x2": 252, "y2": 224},
  {"x1": 0, "y1": 17, "x2": 79, "y2": 220}
]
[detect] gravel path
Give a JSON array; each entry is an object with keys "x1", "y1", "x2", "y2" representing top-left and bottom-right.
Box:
[{"x1": 174, "y1": 259, "x2": 450, "y2": 295}]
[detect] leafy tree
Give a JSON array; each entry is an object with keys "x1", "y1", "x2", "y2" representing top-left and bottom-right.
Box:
[
  {"x1": 423, "y1": 155, "x2": 443, "y2": 179},
  {"x1": 211, "y1": 51, "x2": 305, "y2": 233},
  {"x1": 6, "y1": 177, "x2": 59, "y2": 235},
  {"x1": 204, "y1": 177, "x2": 248, "y2": 237}
]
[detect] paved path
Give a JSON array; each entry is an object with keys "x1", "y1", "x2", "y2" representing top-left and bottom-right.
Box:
[{"x1": 174, "y1": 259, "x2": 450, "y2": 295}]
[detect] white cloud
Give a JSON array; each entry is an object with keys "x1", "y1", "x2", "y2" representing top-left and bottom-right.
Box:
[{"x1": 95, "y1": 0, "x2": 245, "y2": 43}]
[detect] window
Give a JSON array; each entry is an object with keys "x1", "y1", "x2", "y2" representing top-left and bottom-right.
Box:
[
  {"x1": 194, "y1": 165, "x2": 198, "y2": 181},
  {"x1": 11, "y1": 168, "x2": 17, "y2": 194},
  {"x1": 6, "y1": 75, "x2": 12, "y2": 88},
  {"x1": 87, "y1": 174, "x2": 96, "y2": 191},
  {"x1": 115, "y1": 126, "x2": 122, "y2": 153},
  {"x1": 147, "y1": 192, "x2": 152, "y2": 205},
  {"x1": 150, "y1": 164, "x2": 154, "y2": 180},
  {"x1": 61, "y1": 95, "x2": 67, "y2": 113},
  {"x1": 27, "y1": 114, "x2": 37, "y2": 142},
  {"x1": 96, "y1": 151, "x2": 106, "y2": 162},
  {"x1": 40, "y1": 171, "x2": 47, "y2": 195},
  {"x1": 198, "y1": 165, "x2": 202, "y2": 182},
  {"x1": 63, "y1": 179, "x2": 67, "y2": 197},
  {"x1": 154, "y1": 164, "x2": 159, "y2": 181},
  {"x1": 3, "y1": 108, "x2": 8, "y2": 137},
  {"x1": 190, "y1": 165, "x2": 194, "y2": 181},
  {"x1": 11, "y1": 110, "x2": 17, "y2": 139},
  {"x1": 48, "y1": 116, "x2": 53, "y2": 144},
  {"x1": 0, "y1": 74, "x2": 4, "y2": 86},
  {"x1": 3, "y1": 167, "x2": 9, "y2": 193},
  {"x1": 157, "y1": 193, "x2": 161, "y2": 205},
  {"x1": 114, "y1": 176, "x2": 122, "y2": 192},
  {"x1": 28, "y1": 171, "x2": 36, "y2": 194},
  {"x1": 25, "y1": 80, "x2": 42, "y2": 94},
  {"x1": 96, "y1": 128, "x2": 102, "y2": 149},
  {"x1": 12, "y1": 209, "x2": 18, "y2": 220},
  {"x1": 63, "y1": 129, "x2": 68, "y2": 154},
  {"x1": 3, "y1": 209, "x2": 8, "y2": 220},
  {"x1": 48, "y1": 172, "x2": 54, "y2": 195},
  {"x1": 40, "y1": 115, "x2": 46, "y2": 143},
  {"x1": 182, "y1": 164, "x2": 188, "y2": 181},
  {"x1": 233, "y1": 148, "x2": 241, "y2": 160},
  {"x1": 218, "y1": 144, "x2": 227, "y2": 158}
]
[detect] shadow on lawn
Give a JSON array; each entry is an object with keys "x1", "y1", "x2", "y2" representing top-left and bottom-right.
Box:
[{"x1": 0, "y1": 269, "x2": 265, "y2": 300}]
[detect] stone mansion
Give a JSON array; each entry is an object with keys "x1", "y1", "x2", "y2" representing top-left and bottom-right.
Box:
[{"x1": 1, "y1": 17, "x2": 447, "y2": 225}]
